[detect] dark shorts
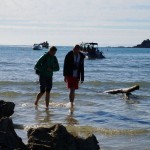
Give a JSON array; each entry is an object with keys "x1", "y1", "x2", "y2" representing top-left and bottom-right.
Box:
[
  {"x1": 39, "y1": 75, "x2": 52, "y2": 93},
  {"x1": 66, "y1": 76, "x2": 79, "y2": 89}
]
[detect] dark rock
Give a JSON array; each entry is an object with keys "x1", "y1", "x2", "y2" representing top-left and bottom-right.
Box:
[
  {"x1": 76, "y1": 134, "x2": 100, "y2": 150},
  {"x1": 133, "y1": 39, "x2": 150, "y2": 48},
  {"x1": 0, "y1": 117, "x2": 28, "y2": 150},
  {"x1": 27, "y1": 124, "x2": 100, "y2": 150},
  {"x1": 0, "y1": 100, "x2": 15, "y2": 118}
]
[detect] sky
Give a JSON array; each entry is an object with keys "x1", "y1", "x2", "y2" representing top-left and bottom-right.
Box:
[{"x1": 0, "y1": 0, "x2": 150, "y2": 47}]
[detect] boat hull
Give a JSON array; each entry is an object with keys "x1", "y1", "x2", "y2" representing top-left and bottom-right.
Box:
[{"x1": 33, "y1": 44, "x2": 43, "y2": 50}]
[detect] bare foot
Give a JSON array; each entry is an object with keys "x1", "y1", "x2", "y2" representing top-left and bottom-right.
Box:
[{"x1": 34, "y1": 100, "x2": 38, "y2": 106}]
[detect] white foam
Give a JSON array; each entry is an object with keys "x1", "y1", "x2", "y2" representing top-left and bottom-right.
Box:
[{"x1": 65, "y1": 102, "x2": 75, "y2": 108}]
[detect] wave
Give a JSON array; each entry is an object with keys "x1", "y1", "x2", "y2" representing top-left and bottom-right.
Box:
[
  {"x1": 14, "y1": 123, "x2": 150, "y2": 136},
  {"x1": 0, "y1": 91, "x2": 20, "y2": 97},
  {"x1": 0, "y1": 79, "x2": 150, "y2": 86},
  {"x1": 1, "y1": 79, "x2": 150, "y2": 100},
  {"x1": 66, "y1": 126, "x2": 150, "y2": 136},
  {"x1": 0, "y1": 81, "x2": 35, "y2": 86}
]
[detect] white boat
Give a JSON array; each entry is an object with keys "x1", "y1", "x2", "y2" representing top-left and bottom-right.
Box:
[{"x1": 33, "y1": 44, "x2": 43, "y2": 50}]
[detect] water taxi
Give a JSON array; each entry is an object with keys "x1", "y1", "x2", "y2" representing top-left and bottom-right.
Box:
[{"x1": 80, "y1": 42, "x2": 105, "y2": 59}]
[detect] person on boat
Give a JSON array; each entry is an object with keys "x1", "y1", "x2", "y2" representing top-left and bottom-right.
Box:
[
  {"x1": 63, "y1": 44, "x2": 85, "y2": 108},
  {"x1": 34, "y1": 46, "x2": 59, "y2": 108},
  {"x1": 87, "y1": 45, "x2": 91, "y2": 52}
]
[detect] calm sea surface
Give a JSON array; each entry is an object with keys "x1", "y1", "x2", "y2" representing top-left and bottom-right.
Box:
[{"x1": 0, "y1": 45, "x2": 150, "y2": 150}]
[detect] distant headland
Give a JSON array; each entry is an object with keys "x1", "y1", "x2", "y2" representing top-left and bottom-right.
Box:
[
  {"x1": 107, "y1": 39, "x2": 150, "y2": 48},
  {"x1": 133, "y1": 39, "x2": 150, "y2": 48}
]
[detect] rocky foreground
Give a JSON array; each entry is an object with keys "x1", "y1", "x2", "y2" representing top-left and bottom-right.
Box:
[{"x1": 0, "y1": 100, "x2": 100, "y2": 150}]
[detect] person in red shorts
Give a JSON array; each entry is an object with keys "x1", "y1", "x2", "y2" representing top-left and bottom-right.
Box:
[{"x1": 63, "y1": 44, "x2": 85, "y2": 108}]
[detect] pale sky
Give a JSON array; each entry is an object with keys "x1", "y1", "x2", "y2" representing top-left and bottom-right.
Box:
[{"x1": 0, "y1": 0, "x2": 150, "y2": 46}]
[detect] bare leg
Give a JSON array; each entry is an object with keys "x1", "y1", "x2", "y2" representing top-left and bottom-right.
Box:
[
  {"x1": 35, "y1": 92, "x2": 44, "y2": 106},
  {"x1": 69, "y1": 88, "x2": 75, "y2": 108},
  {"x1": 45, "y1": 91, "x2": 50, "y2": 108}
]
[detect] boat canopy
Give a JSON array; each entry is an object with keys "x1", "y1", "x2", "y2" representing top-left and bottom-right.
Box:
[
  {"x1": 84, "y1": 42, "x2": 98, "y2": 45},
  {"x1": 80, "y1": 42, "x2": 99, "y2": 50}
]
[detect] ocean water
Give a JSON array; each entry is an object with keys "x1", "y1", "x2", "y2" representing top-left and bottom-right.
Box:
[{"x1": 0, "y1": 45, "x2": 150, "y2": 150}]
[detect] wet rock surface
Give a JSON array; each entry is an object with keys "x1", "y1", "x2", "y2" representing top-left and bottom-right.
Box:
[
  {"x1": 0, "y1": 100, "x2": 15, "y2": 118},
  {"x1": 27, "y1": 124, "x2": 100, "y2": 150},
  {"x1": 0, "y1": 117, "x2": 28, "y2": 150}
]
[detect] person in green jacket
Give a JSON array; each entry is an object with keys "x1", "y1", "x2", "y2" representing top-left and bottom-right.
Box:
[{"x1": 34, "y1": 46, "x2": 59, "y2": 108}]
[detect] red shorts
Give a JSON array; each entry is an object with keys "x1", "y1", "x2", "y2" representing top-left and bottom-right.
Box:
[{"x1": 66, "y1": 76, "x2": 79, "y2": 89}]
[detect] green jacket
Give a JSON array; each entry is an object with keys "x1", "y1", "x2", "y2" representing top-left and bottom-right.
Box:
[{"x1": 34, "y1": 53, "x2": 59, "y2": 77}]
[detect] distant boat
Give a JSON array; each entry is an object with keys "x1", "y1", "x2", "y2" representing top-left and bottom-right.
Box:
[
  {"x1": 80, "y1": 42, "x2": 105, "y2": 59},
  {"x1": 33, "y1": 41, "x2": 49, "y2": 50},
  {"x1": 33, "y1": 44, "x2": 43, "y2": 50}
]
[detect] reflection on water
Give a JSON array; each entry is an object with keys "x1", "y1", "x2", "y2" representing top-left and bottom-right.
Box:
[
  {"x1": 33, "y1": 102, "x2": 79, "y2": 127},
  {"x1": 65, "y1": 108, "x2": 79, "y2": 126},
  {"x1": 34, "y1": 106, "x2": 52, "y2": 125}
]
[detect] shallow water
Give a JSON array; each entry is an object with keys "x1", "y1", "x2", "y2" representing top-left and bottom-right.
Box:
[{"x1": 0, "y1": 45, "x2": 150, "y2": 149}]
